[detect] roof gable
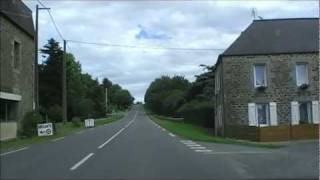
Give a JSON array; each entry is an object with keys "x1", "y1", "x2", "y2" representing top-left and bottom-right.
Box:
[
  {"x1": 0, "y1": 0, "x2": 35, "y2": 37},
  {"x1": 223, "y1": 18, "x2": 319, "y2": 56}
]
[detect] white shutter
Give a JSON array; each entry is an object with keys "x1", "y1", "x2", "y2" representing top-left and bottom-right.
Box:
[
  {"x1": 248, "y1": 103, "x2": 256, "y2": 126},
  {"x1": 291, "y1": 101, "x2": 299, "y2": 125},
  {"x1": 269, "y1": 102, "x2": 278, "y2": 126},
  {"x1": 312, "y1": 101, "x2": 319, "y2": 124}
]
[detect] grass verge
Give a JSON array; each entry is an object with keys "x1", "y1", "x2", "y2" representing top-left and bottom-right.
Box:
[
  {"x1": 0, "y1": 112, "x2": 126, "y2": 152},
  {"x1": 147, "y1": 113, "x2": 283, "y2": 149}
]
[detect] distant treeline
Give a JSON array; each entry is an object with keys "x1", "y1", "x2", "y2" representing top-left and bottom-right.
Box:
[
  {"x1": 38, "y1": 38, "x2": 134, "y2": 122},
  {"x1": 144, "y1": 65, "x2": 214, "y2": 128}
]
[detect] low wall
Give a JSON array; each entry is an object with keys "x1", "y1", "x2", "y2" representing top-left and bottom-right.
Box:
[
  {"x1": 225, "y1": 124, "x2": 319, "y2": 142},
  {"x1": 0, "y1": 122, "x2": 18, "y2": 141}
]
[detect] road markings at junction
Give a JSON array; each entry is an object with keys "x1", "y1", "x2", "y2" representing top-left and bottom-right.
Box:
[
  {"x1": 70, "y1": 153, "x2": 94, "y2": 171},
  {"x1": 195, "y1": 149, "x2": 212, "y2": 152},
  {"x1": 162, "y1": 128, "x2": 166, "y2": 131},
  {"x1": 0, "y1": 147, "x2": 29, "y2": 156},
  {"x1": 190, "y1": 146, "x2": 206, "y2": 149},
  {"x1": 51, "y1": 137, "x2": 65, "y2": 142},
  {"x1": 169, "y1": 133, "x2": 176, "y2": 137}
]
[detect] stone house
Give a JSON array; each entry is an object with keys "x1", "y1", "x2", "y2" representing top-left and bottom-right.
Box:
[
  {"x1": 0, "y1": 0, "x2": 35, "y2": 140},
  {"x1": 214, "y1": 18, "x2": 319, "y2": 141}
]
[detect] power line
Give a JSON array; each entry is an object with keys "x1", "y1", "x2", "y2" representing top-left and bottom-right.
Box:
[
  {"x1": 67, "y1": 40, "x2": 224, "y2": 51},
  {"x1": 37, "y1": 0, "x2": 64, "y2": 40},
  {"x1": 36, "y1": 0, "x2": 224, "y2": 52}
]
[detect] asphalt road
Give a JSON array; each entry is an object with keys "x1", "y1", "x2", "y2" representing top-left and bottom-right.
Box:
[{"x1": 1, "y1": 105, "x2": 318, "y2": 179}]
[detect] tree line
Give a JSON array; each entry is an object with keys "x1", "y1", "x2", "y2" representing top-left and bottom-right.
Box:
[
  {"x1": 144, "y1": 65, "x2": 214, "y2": 128},
  {"x1": 38, "y1": 38, "x2": 134, "y2": 122}
]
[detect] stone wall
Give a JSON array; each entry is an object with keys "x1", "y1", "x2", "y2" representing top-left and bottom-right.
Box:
[
  {"x1": 221, "y1": 53, "x2": 319, "y2": 127},
  {"x1": 0, "y1": 16, "x2": 34, "y2": 124}
]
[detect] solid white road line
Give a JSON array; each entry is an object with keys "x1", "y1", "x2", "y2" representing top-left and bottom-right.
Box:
[
  {"x1": 70, "y1": 153, "x2": 94, "y2": 171},
  {"x1": 203, "y1": 151, "x2": 273, "y2": 155},
  {"x1": 98, "y1": 128, "x2": 125, "y2": 149},
  {"x1": 0, "y1": 147, "x2": 29, "y2": 156},
  {"x1": 195, "y1": 149, "x2": 212, "y2": 152},
  {"x1": 51, "y1": 137, "x2": 65, "y2": 142},
  {"x1": 168, "y1": 133, "x2": 176, "y2": 137}
]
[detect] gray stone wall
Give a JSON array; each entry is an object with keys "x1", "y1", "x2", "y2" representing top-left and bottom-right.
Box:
[
  {"x1": 221, "y1": 53, "x2": 319, "y2": 126},
  {"x1": 0, "y1": 16, "x2": 35, "y2": 122}
]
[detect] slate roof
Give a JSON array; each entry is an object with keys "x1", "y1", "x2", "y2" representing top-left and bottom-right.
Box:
[
  {"x1": 0, "y1": 0, "x2": 35, "y2": 37},
  {"x1": 223, "y1": 18, "x2": 319, "y2": 56}
]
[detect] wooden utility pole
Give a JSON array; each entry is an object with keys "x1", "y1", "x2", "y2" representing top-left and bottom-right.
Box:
[
  {"x1": 62, "y1": 40, "x2": 67, "y2": 123},
  {"x1": 34, "y1": 5, "x2": 50, "y2": 111},
  {"x1": 34, "y1": 5, "x2": 39, "y2": 111},
  {"x1": 105, "y1": 88, "x2": 108, "y2": 116}
]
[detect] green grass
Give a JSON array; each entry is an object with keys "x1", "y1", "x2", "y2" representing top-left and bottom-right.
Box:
[
  {"x1": 0, "y1": 112, "x2": 126, "y2": 152},
  {"x1": 147, "y1": 113, "x2": 283, "y2": 149}
]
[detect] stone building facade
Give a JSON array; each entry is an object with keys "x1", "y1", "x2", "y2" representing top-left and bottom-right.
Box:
[
  {"x1": 0, "y1": 0, "x2": 35, "y2": 140},
  {"x1": 214, "y1": 18, "x2": 319, "y2": 141}
]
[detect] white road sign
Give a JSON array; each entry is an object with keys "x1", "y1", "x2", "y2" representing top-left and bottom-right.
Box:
[
  {"x1": 85, "y1": 119, "x2": 95, "y2": 128},
  {"x1": 37, "y1": 123, "x2": 53, "y2": 136}
]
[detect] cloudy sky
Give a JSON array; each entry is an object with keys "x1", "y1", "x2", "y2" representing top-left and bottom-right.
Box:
[{"x1": 24, "y1": 0, "x2": 318, "y2": 102}]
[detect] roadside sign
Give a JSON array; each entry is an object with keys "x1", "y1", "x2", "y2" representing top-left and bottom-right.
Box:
[
  {"x1": 37, "y1": 123, "x2": 53, "y2": 136},
  {"x1": 85, "y1": 119, "x2": 95, "y2": 128}
]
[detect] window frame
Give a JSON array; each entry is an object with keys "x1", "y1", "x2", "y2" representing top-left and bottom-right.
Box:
[
  {"x1": 298, "y1": 101, "x2": 312, "y2": 124},
  {"x1": 12, "y1": 39, "x2": 22, "y2": 71},
  {"x1": 295, "y1": 63, "x2": 309, "y2": 87},
  {"x1": 255, "y1": 103, "x2": 270, "y2": 127},
  {"x1": 253, "y1": 64, "x2": 267, "y2": 88}
]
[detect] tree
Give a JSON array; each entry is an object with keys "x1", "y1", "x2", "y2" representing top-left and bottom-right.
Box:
[
  {"x1": 39, "y1": 38, "x2": 134, "y2": 120},
  {"x1": 39, "y1": 38, "x2": 63, "y2": 110},
  {"x1": 144, "y1": 75, "x2": 190, "y2": 115}
]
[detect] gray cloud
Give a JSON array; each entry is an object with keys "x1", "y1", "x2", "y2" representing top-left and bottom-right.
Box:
[{"x1": 25, "y1": 0, "x2": 318, "y2": 102}]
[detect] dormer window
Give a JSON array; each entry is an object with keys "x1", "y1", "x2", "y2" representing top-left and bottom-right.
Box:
[
  {"x1": 254, "y1": 64, "x2": 267, "y2": 88},
  {"x1": 296, "y1": 63, "x2": 309, "y2": 88}
]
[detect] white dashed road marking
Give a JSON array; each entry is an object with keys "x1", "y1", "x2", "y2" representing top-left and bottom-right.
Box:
[
  {"x1": 98, "y1": 111, "x2": 137, "y2": 149},
  {"x1": 70, "y1": 153, "x2": 94, "y2": 171},
  {"x1": 169, "y1": 133, "x2": 175, "y2": 137}
]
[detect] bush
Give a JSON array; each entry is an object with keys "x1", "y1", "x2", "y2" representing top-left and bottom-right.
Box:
[
  {"x1": 72, "y1": 117, "x2": 81, "y2": 127},
  {"x1": 177, "y1": 100, "x2": 214, "y2": 128},
  {"x1": 47, "y1": 105, "x2": 62, "y2": 122},
  {"x1": 162, "y1": 90, "x2": 186, "y2": 117},
  {"x1": 21, "y1": 111, "x2": 43, "y2": 137}
]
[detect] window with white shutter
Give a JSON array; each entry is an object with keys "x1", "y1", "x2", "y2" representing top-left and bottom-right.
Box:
[
  {"x1": 255, "y1": 103, "x2": 270, "y2": 126},
  {"x1": 248, "y1": 103, "x2": 256, "y2": 126},
  {"x1": 312, "y1": 101, "x2": 319, "y2": 124},
  {"x1": 269, "y1": 102, "x2": 278, "y2": 126},
  {"x1": 291, "y1": 101, "x2": 299, "y2": 125},
  {"x1": 299, "y1": 102, "x2": 312, "y2": 124}
]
